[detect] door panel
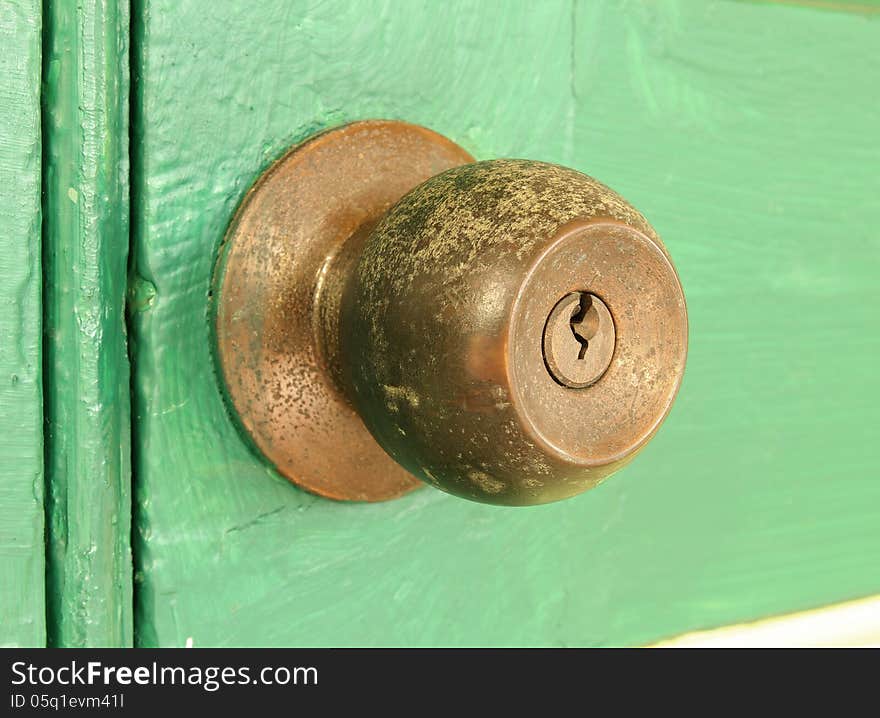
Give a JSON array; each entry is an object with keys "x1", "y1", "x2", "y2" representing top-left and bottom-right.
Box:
[{"x1": 129, "y1": 0, "x2": 880, "y2": 646}]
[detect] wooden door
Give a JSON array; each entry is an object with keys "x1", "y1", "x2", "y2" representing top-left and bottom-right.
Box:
[
  {"x1": 126, "y1": 0, "x2": 880, "y2": 647},
  {"x1": 2, "y1": 0, "x2": 879, "y2": 647}
]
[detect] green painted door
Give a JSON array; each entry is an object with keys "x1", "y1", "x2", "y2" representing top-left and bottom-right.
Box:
[
  {"x1": 0, "y1": 0, "x2": 131, "y2": 648},
  {"x1": 127, "y1": 0, "x2": 880, "y2": 647},
  {"x1": 2, "y1": 0, "x2": 879, "y2": 647}
]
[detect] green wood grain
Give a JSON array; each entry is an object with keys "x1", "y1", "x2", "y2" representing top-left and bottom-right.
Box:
[
  {"x1": 0, "y1": 0, "x2": 45, "y2": 648},
  {"x1": 130, "y1": 0, "x2": 880, "y2": 646},
  {"x1": 42, "y1": 0, "x2": 132, "y2": 647}
]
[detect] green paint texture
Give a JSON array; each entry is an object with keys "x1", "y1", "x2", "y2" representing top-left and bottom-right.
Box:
[
  {"x1": 130, "y1": 0, "x2": 880, "y2": 646},
  {"x1": 42, "y1": 0, "x2": 132, "y2": 646},
  {"x1": 0, "y1": 0, "x2": 45, "y2": 648}
]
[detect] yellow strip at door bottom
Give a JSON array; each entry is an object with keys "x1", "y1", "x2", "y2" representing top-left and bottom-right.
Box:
[{"x1": 651, "y1": 594, "x2": 880, "y2": 647}]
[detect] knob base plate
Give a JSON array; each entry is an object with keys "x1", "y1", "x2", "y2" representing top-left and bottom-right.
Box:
[{"x1": 212, "y1": 120, "x2": 474, "y2": 501}]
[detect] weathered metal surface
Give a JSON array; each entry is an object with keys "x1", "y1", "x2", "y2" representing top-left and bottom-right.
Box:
[
  {"x1": 341, "y1": 159, "x2": 688, "y2": 505},
  {"x1": 542, "y1": 292, "x2": 616, "y2": 389},
  {"x1": 218, "y1": 123, "x2": 688, "y2": 506},
  {"x1": 213, "y1": 120, "x2": 474, "y2": 501}
]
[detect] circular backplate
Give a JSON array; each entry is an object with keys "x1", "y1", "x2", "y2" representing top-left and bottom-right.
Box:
[{"x1": 213, "y1": 120, "x2": 475, "y2": 501}]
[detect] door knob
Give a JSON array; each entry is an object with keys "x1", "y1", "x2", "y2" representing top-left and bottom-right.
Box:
[{"x1": 213, "y1": 120, "x2": 688, "y2": 506}]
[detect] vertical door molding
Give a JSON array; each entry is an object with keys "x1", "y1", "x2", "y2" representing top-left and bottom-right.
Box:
[{"x1": 42, "y1": 0, "x2": 132, "y2": 647}]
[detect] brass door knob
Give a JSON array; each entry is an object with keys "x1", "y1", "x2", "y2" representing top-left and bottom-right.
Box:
[{"x1": 214, "y1": 120, "x2": 688, "y2": 506}]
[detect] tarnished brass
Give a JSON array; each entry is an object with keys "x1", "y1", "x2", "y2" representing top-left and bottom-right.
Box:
[
  {"x1": 212, "y1": 121, "x2": 471, "y2": 502},
  {"x1": 543, "y1": 292, "x2": 616, "y2": 389},
  {"x1": 214, "y1": 120, "x2": 688, "y2": 506}
]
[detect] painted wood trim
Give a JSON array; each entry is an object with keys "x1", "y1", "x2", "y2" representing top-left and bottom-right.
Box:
[
  {"x1": 0, "y1": 0, "x2": 46, "y2": 648},
  {"x1": 652, "y1": 595, "x2": 880, "y2": 647},
  {"x1": 42, "y1": 0, "x2": 133, "y2": 647}
]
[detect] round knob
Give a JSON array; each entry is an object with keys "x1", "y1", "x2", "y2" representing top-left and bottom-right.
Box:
[{"x1": 214, "y1": 121, "x2": 687, "y2": 506}]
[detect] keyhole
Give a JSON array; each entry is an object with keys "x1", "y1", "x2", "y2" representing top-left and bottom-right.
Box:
[
  {"x1": 542, "y1": 291, "x2": 615, "y2": 389},
  {"x1": 570, "y1": 293, "x2": 599, "y2": 360}
]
